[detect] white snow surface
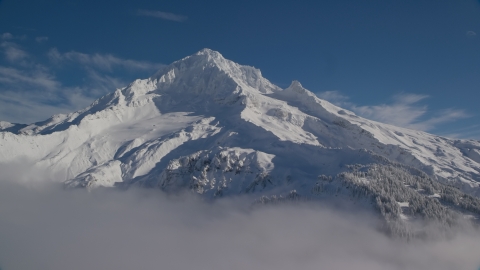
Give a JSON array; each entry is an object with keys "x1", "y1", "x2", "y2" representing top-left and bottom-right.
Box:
[
  {"x1": 0, "y1": 121, "x2": 14, "y2": 130},
  {"x1": 1, "y1": 48, "x2": 480, "y2": 197}
]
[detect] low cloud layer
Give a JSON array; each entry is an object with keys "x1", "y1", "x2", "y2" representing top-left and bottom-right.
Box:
[{"x1": 0, "y1": 164, "x2": 479, "y2": 270}]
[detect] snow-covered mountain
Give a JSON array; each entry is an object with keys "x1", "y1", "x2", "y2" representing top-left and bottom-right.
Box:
[{"x1": 1, "y1": 48, "x2": 480, "y2": 236}]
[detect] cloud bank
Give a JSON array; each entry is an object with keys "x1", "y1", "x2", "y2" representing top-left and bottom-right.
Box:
[{"x1": 0, "y1": 163, "x2": 479, "y2": 270}]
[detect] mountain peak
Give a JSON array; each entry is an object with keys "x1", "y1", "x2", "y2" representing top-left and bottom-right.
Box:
[
  {"x1": 284, "y1": 80, "x2": 309, "y2": 95},
  {"x1": 288, "y1": 80, "x2": 303, "y2": 89},
  {"x1": 191, "y1": 48, "x2": 229, "y2": 68},
  {"x1": 186, "y1": 48, "x2": 227, "y2": 66},
  {"x1": 151, "y1": 49, "x2": 281, "y2": 95},
  {"x1": 195, "y1": 48, "x2": 223, "y2": 58}
]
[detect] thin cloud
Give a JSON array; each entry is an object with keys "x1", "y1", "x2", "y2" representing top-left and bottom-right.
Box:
[
  {"x1": 316, "y1": 90, "x2": 349, "y2": 104},
  {"x1": 1, "y1": 42, "x2": 29, "y2": 64},
  {"x1": 317, "y1": 91, "x2": 469, "y2": 133},
  {"x1": 441, "y1": 124, "x2": 480, "y2": 140},
  {"x1": 0, "y1": 76, "x2": 115, "y2": 124},
  {"x1": 85, "y1": 69, "x2": 129, "y2": 94},
  {"x1": 1, "y1": 33, "x2": 13, "y2": 40},
  {"x1": 0, "y1": 43, "x2": 162, "y2": 124},
  {"x1": 409, "y1": 108, "x2": 469, "y2": 131},
  {"x1": 467, "y1": 31, "x2": 477, "y2": 37},
  {"x1": 0, "y1": 64, "x2": 74, "y2": 123},
  {"x1": 0, "y1": 92, "x2": 76, "y2": 124},
  {"x1": 0, "y1": 32, "x2": 27, "y2": 41},
  {"x1": 36, "y1": 36, "x2": 49, "y2": 43},
  {"x1": 0, "y1": 64, "x2": 128, "y2": 123},
  {"x1": 48, "y1": 48, "x2": 164, "y2": 72},
  {"x1": 0, "y1": 66, "x2": 58, "y2": 90},
  {"x1": 392, "y1": 93, "x2": 428, "y2": 104},
  {"x1": 352, "y1": 93, "x2": 430, "y2": 129},
  {"x1": 137, "y1": 9, "x2": 188, "y2": 22}
]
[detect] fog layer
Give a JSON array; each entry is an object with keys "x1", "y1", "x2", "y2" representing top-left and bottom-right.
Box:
[{"x1": 0, "y1": 179, "x2": 479, "y2": 269}]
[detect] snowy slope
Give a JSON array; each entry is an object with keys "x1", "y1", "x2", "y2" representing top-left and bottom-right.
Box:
[{"x1": 1, "y1": 48, "x2": 480, "y2": 201}]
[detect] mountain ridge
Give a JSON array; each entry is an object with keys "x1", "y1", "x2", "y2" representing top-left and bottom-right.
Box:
[
  {"x1": 1, "y1": 48, "x2": 479, "y2": 190},
  {"x1": 1, "y1": 48, "x2": 480, "y2": 236}
]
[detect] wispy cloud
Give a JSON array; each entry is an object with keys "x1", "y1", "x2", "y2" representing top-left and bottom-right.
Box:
[
  {"x1": 0, "y1": 32, "x2": 27, "y2": 41},
  {"x1": 137, "y1": 9, "x2": 188, "y2": 22},
  {"x1": 352, "y1": 93, "x2": 430, "y2": 129},
  {"x1": 0, "y1": 66, "x2": 59, "y2": 90},
  {"x1": 316, "y1": 90, "x2": 349, "y2": 104},
  {"x1": 441, "y1": 124, "x2": 480, "y2": 140},
  {"x1": 467, "y1": 31, "x2": 477, "y2": 37},
  {"x1": 1, "y1": 32, "x2": 13, "y2": 40},
  {"x1": 36, "y1": 36, "x2": 49, "y2": 43},
  {"x1": 0, "y1": 66, "x2": 122, "y2": 124},
  {"x1": 84, "y1": 69, "x2": 128, "y2": 94},
  {"x1": 1, "y1": 42, "x2": 29, "y2": 63},
  {"x1": 0, "y1": 41, "x2": 164, "y2": 124},
  {"x1": 0, "y1": 92, "x2": 77, "y2": 124},
  {"x1": 0, "y1": 63, "x2": 81, "y2": 123},
  {"x1": 410, "y1": 108, "x2": 469, "y2": 131},
  {"x1": 48, "y1": 48, "x2": 164, "y2": 72},
  {"x1": 317, "y1": 91, "x2": 469, "y2": 133},
  {"x1": 0, "y1": 60, "x2": 135, "y2": 123}
]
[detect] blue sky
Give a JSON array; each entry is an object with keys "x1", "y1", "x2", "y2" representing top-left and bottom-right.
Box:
[{"x1": 0, "y1": 0, "x2": 479, "y2": 139}]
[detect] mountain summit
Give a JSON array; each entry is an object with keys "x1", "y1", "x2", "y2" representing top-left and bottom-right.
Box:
[{"x1": 1, "y1": 49, "x2": 480, "y2": 237}]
